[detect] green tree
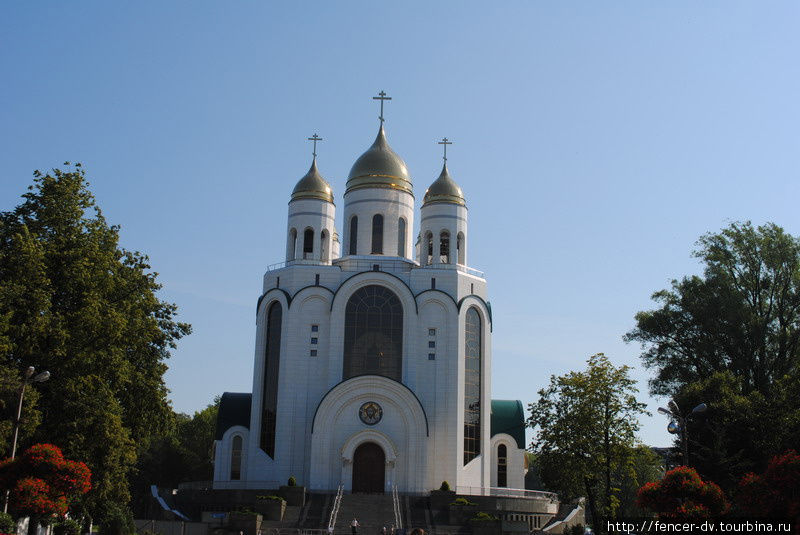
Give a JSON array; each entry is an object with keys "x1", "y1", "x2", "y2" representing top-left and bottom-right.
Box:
[
  {"x1": 528, "y1": 353, "x2": 649, "y2": 521},
  {"x1": 625, "y1": 221, "x2": 800, "y2": 398},
  {"x1": 0, "y1": 165, "x2": 191, "y2": 518}
]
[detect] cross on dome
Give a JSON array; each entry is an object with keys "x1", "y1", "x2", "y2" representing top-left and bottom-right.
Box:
[
  {"x1": 438, "y1": 137, "x2": 453, "y2": 162},
  {"x1": 307, "y1": 133, "x2": 323, "y2": 158},
  {"x1": 372, "y1": 90, "x2": 392, "y2": 123}
]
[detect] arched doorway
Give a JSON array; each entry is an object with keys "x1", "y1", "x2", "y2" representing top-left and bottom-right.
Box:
[{"x1": 352, "y1": 442, "x2": 385, "y2": 493}]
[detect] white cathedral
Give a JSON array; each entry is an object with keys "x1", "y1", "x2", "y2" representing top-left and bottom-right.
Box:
[{"x1": 212, "y1": 98, "x2": 527, "y2": 495}]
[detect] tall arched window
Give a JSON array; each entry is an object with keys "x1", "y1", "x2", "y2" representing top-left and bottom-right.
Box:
[
  {"x1": 497, "y1": 444, "x2": 507, "y2": 487},
  {"x1": 464, "y1": 307, "x2": 482, "y2": 464},
  {"x1": 260, "y1": 301, "x2": 282, "y2": 457},
  {"x1": 321, "y1": 229, "x2": 329, "y2": 262},
  {"x1": 287, "y1": 228, "x2": 297, "y2": 261},
  {"x1": 303, "y1": 228, "x2": 314, "y2": 259},
  {"x1": 231, "y1": 435, "x2": 243, "y2": 480},
  {"x1": 343, "y1": 285, "x2": 403, "y2": 381},
  {"x1": 440, "y1": 231, "x2": 451, "y2": 263},
  {"x1": 371, "y1": 214, "x2": 384, "y2": 254},
  {"x1": 425, "y1": 231, "x2": 434, "y2": 265},
  {"x1": 457, "y1": 232, "x2": 465, "y2": 265},
  {"x1": 349, "y1": 216, "x2": 358, "y2": 255},
  {"x1": 398, "y1": 218, "x2": 406, "y2": 257}
]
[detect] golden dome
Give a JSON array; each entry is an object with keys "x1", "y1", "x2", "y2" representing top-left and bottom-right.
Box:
[
  {"x1": 422, "y1": 163, "x2": 465, "y2": 207},
  {"x1": 346, "y1": 124, "x2": 413, "y2": 195},
  {"x1": 291, "y1": 157, "x2": 334, "y2": 203}
]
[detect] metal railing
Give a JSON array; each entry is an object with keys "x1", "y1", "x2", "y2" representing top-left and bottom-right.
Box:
[
  {"x1": 392, "y1": 485, "x2": 403, "y2": 530},
  {"x1": 454, "y1": 486, "x2": 558, "y2": 501},
  {"x1": 328, "y1": 484, "x2": 343, "y2": 530}
]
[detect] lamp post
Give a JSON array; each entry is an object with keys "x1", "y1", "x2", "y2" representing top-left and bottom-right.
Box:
[
  {"x1": 657, "y1": 400, "x2": 706, "y2": 467},
  {"x1": 3, "y1": 365, "x2": 51, "y2": 513}
]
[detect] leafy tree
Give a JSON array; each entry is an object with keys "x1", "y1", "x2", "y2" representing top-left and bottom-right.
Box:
[
  {"x1": 0, "y1": 165, "x2": 191, "y2": 518},
  {"x1": 737, "y1": 450, "x2": 800, "y2": 522},
  {"x1": 625, "y1": 221, "x2": 800, "y2": 398},
  {"x1": 637, "y1": 466, "x2": 728, "y2": 520},
  {"x1": 528, "y1": 353, "x2": 649, "y2": 520}
]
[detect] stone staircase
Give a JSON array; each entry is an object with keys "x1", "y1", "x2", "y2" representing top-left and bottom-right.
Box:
[{"x1": 333, "y1": 494, "x2": 399, "y2": 535}]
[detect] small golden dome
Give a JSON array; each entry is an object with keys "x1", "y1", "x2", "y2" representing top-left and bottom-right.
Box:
[
  {"x1": 422, "y1": 163, "x2": 465, "y2": 207},
  {"x1": 291, "y1": 157, "x2": 334, "y2": 203},
  {"x1": 346, "y1": 124, "x2": 413, "y2": 195}
]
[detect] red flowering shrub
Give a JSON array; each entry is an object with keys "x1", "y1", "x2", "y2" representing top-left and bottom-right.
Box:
[
  {"x1": 637, "y1": 466, "x2": 729, "y2": 520},
  {"x1": 737, "y1": 450, "x2": 800, "y2": 521},
  {"x1": 0, "y1": 444, "x2": 91, "y2": 519}
]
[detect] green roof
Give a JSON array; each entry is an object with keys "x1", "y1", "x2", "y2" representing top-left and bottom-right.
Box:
[
  {"x1": 214, "y1": 392, "x2": 251, "y2": 440},
  {"x1": 491, "y1": 400, "x2": 526, "y2": 449}
]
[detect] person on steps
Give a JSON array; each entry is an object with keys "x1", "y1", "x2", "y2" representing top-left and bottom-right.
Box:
[{"x1": 351, "y1": 518, "x2": 360, "y2": 535}]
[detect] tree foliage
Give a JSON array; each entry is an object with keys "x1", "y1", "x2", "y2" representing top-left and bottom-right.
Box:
[
  {"x1": 0, "y1": 443, "x2": 91, "y2": 519},
  {"x1": 0, "y1": 165, "x2": 191, "y2": 517},
  {"x1": 625, "y1": 222, "x2": 800, "y2": 398},
  {"x1": 637, "y1": 466, "x2": 728, "y2": 520},
  {"x1": 737, "y1": 450, "x2": 800, "y2": 522},
  {"x1": 528, "y1": 353, "x2": 649, "y2": 519}
]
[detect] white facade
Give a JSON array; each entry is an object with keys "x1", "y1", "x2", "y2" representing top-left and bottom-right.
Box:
[{"x1": 213, "y1": 121, "x2": 525, "y2": 494}]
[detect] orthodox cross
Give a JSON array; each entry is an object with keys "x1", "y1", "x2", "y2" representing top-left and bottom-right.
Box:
[
  {"x1": 372, "y1": 90, "x2": 392, "y2": 123},
  {"x1": 438, "y1": 137, "x2": 453, "y2": 162},
  {"x1": 307, "y1": 133, "x2": 322, "y2": 158}
]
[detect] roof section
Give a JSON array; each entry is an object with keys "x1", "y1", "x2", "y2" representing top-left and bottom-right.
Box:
[
  {"x1": 214, "y1": 392, "x2": 252, "y2": 440},
  {"x1": 491, "y1": 399, "x2": 526, "y2": 449}
]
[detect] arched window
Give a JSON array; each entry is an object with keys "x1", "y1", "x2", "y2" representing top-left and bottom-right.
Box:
[
  {"x1": 231, "y1": 435, "x2": 243, "y2": 480},
  {"x1": 425, "y1": 231, "x2": 433, "y2": 265},
  {"x1": 321, "y1": 229, "x2": 330, "y2": 262},
  {"x1": 343, "y1": 285, "x2": 403, "y2": 381},
  {"x1": 440, "y1": 231, "x2": 451, "y2": 264},
  {"x1": 398, "y1": 218, "x2": 406, "y2": 257},
  {"x1": 457, "y1": 232, "x2": 465, "y2": 265},
  {"x1": 260, "y1": 301, "x2": 282, "y2": 457},
  {"x1": 303, "y1": 228, "x2": 314, "y2": 259},
  {"x1": 371, "y1": 214, "x2": 384, "y2": 254},
  {"x1": 497, "y1": 443, "x2": 507, "y2": 487},
  {"x1": 287, "y1": 228, "x2": 297, "y2": 261},
  {"x1": 464, "y1": 307, "x2": 481, "y2": 465},
  {"x1": 349, "y1": 216, "x2": 358, "y2": 255}
]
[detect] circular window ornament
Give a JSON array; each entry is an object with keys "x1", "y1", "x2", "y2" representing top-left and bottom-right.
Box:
[{"x1": 359, "y1": 401, "x2": 383, "y2": 425}]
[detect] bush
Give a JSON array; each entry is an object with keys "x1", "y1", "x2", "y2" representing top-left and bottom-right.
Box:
[
  {"x1": 256, "y1": 495, "x2": 285, "y2": 502},
  {"x1": 287, "y1": 476, "x2": 297, "y2": 487},
  {"x1": 99, "y1": 503, "x2": 134, "y2": 535},
  {"x1": 53, "y1": 519, "x2": 81, "y2": 535},
  {"x1": 450, "y1": 497, "x2": 477, "y2": 506},
  {"x1": 439, "y1": 481, "x2": 451, "y2": 491},
  {"x1": 0, "y1": 512, "x2": 15, "y2": 534},
  {"x1": 471, "y1": 512, "x2": 498, "y2": 522}
]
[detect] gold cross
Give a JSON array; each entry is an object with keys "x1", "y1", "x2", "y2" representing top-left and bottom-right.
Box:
[
  {"x1": 438, "y1": 137, "x2": 453, "y2": 162},
  {"x1": 307, "y1": 133, "x2": 323, "y2": 157},
  {"x1": 372, "y1": 90, "x2": 392, "y2": 123}
]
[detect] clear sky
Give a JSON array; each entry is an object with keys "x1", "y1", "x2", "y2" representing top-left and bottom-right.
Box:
[{"x1": 2, "y1": 2, "x2": 798, "y2": 448}]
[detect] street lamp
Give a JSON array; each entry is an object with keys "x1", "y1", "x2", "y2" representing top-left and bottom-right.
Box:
[
  {"x1": 657, "y1": 400, "x2": 706, "y2": 467},
  {"x1": 3, "y1": 365, "x2": 51, "y2": 513}
]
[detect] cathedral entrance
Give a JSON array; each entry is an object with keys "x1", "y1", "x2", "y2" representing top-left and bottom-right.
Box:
[{"x1": 351, "y1": 442, "x2": 385, "y2": 493}]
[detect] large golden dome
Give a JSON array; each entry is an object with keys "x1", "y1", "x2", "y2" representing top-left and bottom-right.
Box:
[
  {"x1": 346, "y1": 125, "x2": 412, "y2": 195},
  {"x1": 422, "y1": 163, "x2": 465, "y2": 207},
  {"x1": 291, "y1": 157, "x2": 334, "y2": 203}
]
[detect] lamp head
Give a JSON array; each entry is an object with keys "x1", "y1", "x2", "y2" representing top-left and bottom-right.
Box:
[
  {"x1": 24, "y1": 366, "x2": 35, "y2": 379},
  {"x1": 32, "y1": 371, "x2": 50, "y2": 383},
  {"x1": 657, "y1": 407, "x2": 672, "y2": 416},
  {"x1": 692, "y1": 403, "x2": 707, "y2": 414},
  {"x1": 667, "y1": 421, "x2": 681, "y2": 434}
]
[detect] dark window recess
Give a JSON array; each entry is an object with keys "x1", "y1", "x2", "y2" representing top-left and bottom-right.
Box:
[
  {"x1": 429, "y1": 328, "x2": 436, "y2": 336},
  {"x1": 315, "y1": 274, "x2": 320, "y2": 286},
  {"x1": 349, "y1": 216, "x2": 358, "y2": 255},
  {"x1": 371, "y1": 214, "x2": 384, "y2": 254},
  {"x1": 230, "y1": 435, "x2": 243, "y2": 480},
  {"x1": 303, "y1": 228, "x2": 314, "y2": 254},
  {"x1": 276, "y1": 277, "x2": 280, "y2": 288},
  {"x1": 431, "y1": 278, "x2": 436, "y2": 289},
  {"x1": 428, "y1": 340, "x2": 436, "y2": 348},
  {"x1": 310, "y1": 349, "x2": 318, "y2": 357},
  {"x1": 261, "y1": 302, "x2": 282, "y2": 458},
  {"x1": 471, "y1": 283, "x2": 474, "y2": 294},
  {"x1": 373, "y1": 264, "x2": 380, "y2": 271},
  {"x1": 343, "y1": 285, "x2": 403, "y2": 381},
  {"x1": 497, "y1": 444, "x2": 508, "y2": 487},
  {"x1": 398, "y1": 218, "x2": 406, "y2": 256},
  {"x1": 464, "y1": 307, "x2": 482, "y2": 465},
  {"x1": 428, "y1": 353, "x2": 436, "y2": 361},
  {"x1": 311, "y1": 325, "x2": 319, "y2": 332},
  {"x1": 311, "y1": 337, "x2": 318, "y2": 345}
]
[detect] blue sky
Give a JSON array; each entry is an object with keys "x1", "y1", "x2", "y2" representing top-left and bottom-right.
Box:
[{"x1": 2, "y1": 2, "x2": 798, "y2": 448}]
